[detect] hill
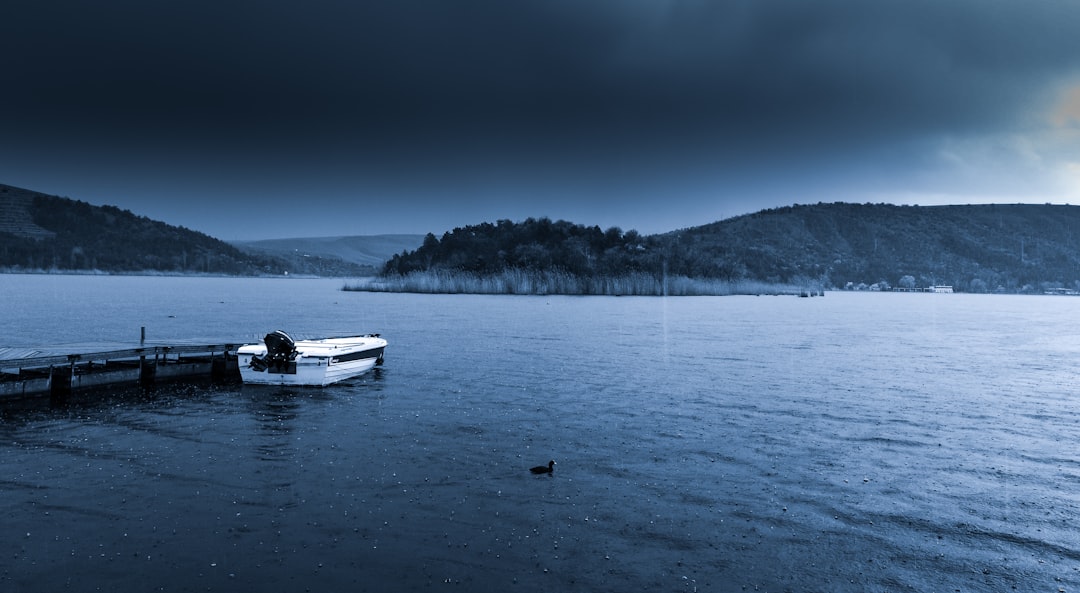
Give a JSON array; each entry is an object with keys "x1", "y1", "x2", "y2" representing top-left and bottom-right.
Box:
[
  {"x1": 378, "y1": 204, "x2": 1080, "y2": 293},
  {"x1": 667, "y1": 202, "x2": 1080, "y2": 292},
  {"x1": 231, "y1": 234, "x2": 424, "y2": 272},
  {"x1": 7, "y1": 180, "x2": 1079, "y2": 292},
  {"x1": 0, "y1": 183, "x2": 287, "y2": 275}
]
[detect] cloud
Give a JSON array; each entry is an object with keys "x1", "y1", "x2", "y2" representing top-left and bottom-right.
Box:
[
  {"x1": 8, "y1": 2, "x2": 1079, "y2": 143},
  {"x1": 4, "y1": 0, "x2": 1080, "y2": 237},
  {"x1": 1051, "y1": 84, "x2": 1080, "y2": 129}
]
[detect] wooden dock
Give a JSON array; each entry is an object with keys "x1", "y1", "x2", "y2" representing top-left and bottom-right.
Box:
[{"x1": 0, "y1": 341, "x2": 241, "y2": 401}]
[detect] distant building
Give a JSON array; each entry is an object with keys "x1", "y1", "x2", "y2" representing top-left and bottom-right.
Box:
[{"x1": 931, "y1": 285, "x2": 953, "y2": 293}]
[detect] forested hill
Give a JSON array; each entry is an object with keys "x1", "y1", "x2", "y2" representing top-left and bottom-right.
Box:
[
  {"x1": 0, "y1": 183, "x2": 292, "y2": 275},
  {"x1": 231, "y1": 235, "x2": 424, "y2": 269},
  {"x1": 671, "y1": 202, "x2": 1080, "y2": 292},
  {"x1": 7, "y1": 180, "x2": 1080, "y2": 291},
  {"x1": 384, "y1": 203, "x2": 1080, "y2": 293}
]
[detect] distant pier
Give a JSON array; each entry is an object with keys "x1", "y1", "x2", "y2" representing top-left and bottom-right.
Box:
[{"x1": 0, "y1": 340, "x2": 241, "y2": 401}]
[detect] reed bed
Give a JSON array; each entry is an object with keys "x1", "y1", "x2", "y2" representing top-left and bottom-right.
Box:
[{"x1": 344, "y1": 269, "x2": 819, "y2": 296}]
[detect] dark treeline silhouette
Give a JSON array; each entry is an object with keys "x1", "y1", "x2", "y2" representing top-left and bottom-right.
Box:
[
  {"x1": 375, "y1": 217, "x2": 757, "y2": 295},
  {"x1": 384, "y1": 218, "x2": 657, "y2": 278},
  {"x1": 667, "y1": 202, "x2": 1080, "y2": 293},
  {"x1": 383, "y1": 204, "x2": 1080, "y2": 293},
  {"x1": 0, "y1": 188, "x2": 289, "y2": 274},
  {"x1": 8, "y1": 179, "x2": 1080, "y2": 293}
]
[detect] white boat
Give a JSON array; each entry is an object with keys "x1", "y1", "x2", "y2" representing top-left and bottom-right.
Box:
[{"x1": 237, "y1": 330, "x2": 386, "y2": 386}]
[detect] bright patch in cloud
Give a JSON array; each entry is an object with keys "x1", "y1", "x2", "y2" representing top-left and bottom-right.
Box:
[
  {"x1": 1051, "y1": 84, "x2": 1080, "y2": 128},
  {"x1": 1045, "y1": 83, "x2": 1080, "y2": 201}
]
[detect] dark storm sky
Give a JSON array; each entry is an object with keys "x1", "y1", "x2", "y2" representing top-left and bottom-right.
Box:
[{"x1": 3, "y1": 1, "x2": 1080, "y2": 240}]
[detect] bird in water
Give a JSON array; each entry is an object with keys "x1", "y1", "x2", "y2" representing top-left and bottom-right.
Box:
[{"x1": 530, "y1": 460, "x2": 555, "y2": 474}]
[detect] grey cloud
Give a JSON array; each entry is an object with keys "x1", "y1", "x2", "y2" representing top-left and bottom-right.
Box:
[
  {"x1": 3, "y1": 0, "x2": 1080, "y2": 237},
  {"x1": 8, "y1": 1, "x2": 1079, "y2": 143}
]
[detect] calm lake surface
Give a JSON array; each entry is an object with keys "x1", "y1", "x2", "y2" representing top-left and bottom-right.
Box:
[{"x1": 2, "y1": 275, "x2": 1079, "y2": 592}]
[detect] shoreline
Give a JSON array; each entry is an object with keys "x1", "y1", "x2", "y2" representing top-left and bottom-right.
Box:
[{"x1": 345, "y1": 270, "x2": 821, "y2": 297}]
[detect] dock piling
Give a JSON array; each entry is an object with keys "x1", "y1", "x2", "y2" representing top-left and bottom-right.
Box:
[
  {"x1": 49, "y1": 365, "x2": 72, "y2": 400},
  {"x1": 140, "y1": 356, "x2": 156, "y2": 388}
]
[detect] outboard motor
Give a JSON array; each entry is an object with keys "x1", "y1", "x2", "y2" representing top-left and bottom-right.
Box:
[
  {"x1": 249, "y1": 330, "x2": 297, "y2": 372},
  {"x1": 263, "y1": 330, "x2": 296, "y2": 358}
]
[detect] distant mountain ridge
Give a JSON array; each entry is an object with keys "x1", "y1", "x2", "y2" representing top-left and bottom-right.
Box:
[
  {"x1": 383, "y1": 203, "x2": 1080, "y2": 293},
  {"x1": 665, "y1": 202, "x2": 1080, "y2": 292},
  {"x1": 0, "y1": 183, "x2": 398, "y2": 275},
  {"x1": 231, "y1": 235, "x2": 425, "y2": 269},
  {"x1": 6, "y1": 181, "x2": 1080, "y2": 292},
  {"x1": 0, "y1": 183, "x2": 285, "y2": 274}
]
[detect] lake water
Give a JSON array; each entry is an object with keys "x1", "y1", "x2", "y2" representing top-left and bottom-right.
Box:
[{"x1": 2, "y1": 275, "x2": 1079, "y2": 592}]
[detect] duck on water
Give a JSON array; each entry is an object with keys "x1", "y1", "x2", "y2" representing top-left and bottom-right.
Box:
[{"x1": 530, "y1": 460, "x2": 555, "y2": 474}]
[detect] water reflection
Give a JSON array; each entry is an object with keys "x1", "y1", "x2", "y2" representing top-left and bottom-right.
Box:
[{"x1": 243, "y1": 388, "x2": 302, "y2": 462}]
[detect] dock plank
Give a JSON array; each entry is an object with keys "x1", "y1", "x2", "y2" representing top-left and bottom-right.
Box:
[
  {"x1": 1, "y1": 340, "x2": 245, "y2": 399},
  {"x1": 0, "y1": 342, "x2": 242, "y2": 371}
]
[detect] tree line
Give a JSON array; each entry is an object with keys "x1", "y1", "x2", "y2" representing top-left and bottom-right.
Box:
[
  {"x1": 382, "y1": 203, "x2": 1080, "y2": 293},
  {"x1": 0, "y1": 193, "x2": 284, "y2": 274},
  {"x1": 384, "y1": 218, "x2": 660, "y2": 279},
  {"x1": 9, "y1": 187, "x2": 1080, "y2": 293}
]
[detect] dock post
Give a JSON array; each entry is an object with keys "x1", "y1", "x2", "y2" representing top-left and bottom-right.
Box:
[
  {"x1": 141, "y1": 326, "x2": 145, "y2": 346},
  {"x1": 140, "y1": 353, "x2": 156, "y2": 388},
  {"x1": 50, "y1": 364, "x2": 72, "y2": 400},
  {"x1": 211, "y1": 351, "x2": 224, "y2": 382}
]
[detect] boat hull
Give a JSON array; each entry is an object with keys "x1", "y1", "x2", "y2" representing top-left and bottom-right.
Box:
[{"x1": 237, "y1": 335, "x2": 386, "y2": 386}]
